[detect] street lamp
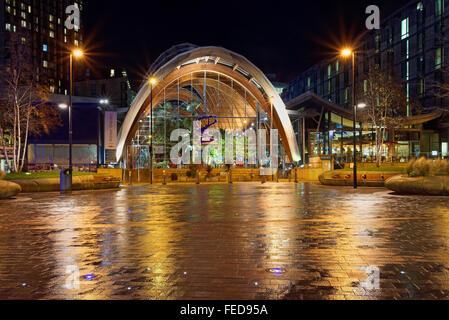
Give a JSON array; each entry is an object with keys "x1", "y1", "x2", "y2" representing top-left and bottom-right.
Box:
[
  {"x1": 67, "y1": 49, "x2": 84, "y2": 191},
  {"x1": 149, "y1": 77, "x2": 157, "y2": 184},
  {"x1": 341, "y1": 48, "x2": 358, "y2": 189}
]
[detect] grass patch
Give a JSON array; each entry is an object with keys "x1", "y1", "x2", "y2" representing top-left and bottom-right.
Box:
[
  {"x1": 335, "y1": 167, "x2": 405, "y2": 172},
  {"x1": 4, "y1": 171, "x2": 97, "y2": 180}
]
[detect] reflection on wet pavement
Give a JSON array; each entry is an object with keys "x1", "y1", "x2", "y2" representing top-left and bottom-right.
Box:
[{"x1": 1, "y1": 182, "x2": 449, "y2": 300}]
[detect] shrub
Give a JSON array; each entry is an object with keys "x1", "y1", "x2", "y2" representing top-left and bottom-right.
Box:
[
  {"x1": 407, "y1": 158, "x2": 449, "y2": 177},
  {"x1": 186, "y1": 164, "x2": 199, "y2": 178},
  {"x1": 205, "y1": 165, "x2": 213, "y2": 178},
  {"x1": 155, "y1": 161, "x2": 169, "y2": 169},
  {"x1": 406, "y1": 159, "x2": 416, "y2": 176},
  {"x1": 412, "y1": 157, "x2": 431, "y2": 177},
  {"x1": 431, "y1": 159, "x2": 448, "y2": 176}
]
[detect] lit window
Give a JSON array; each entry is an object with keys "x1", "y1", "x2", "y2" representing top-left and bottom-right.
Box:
[
  {"x1": 74, "y1": 40, "x2": 79, "y2": 46},
  {"x1": 21, "y1": 37, "x2": 26, "y2": 44},
  {"x1": 28, "y1": 6, "x2": 31, "y2": 13},
  {"x1": 435, "y1": 0, "x2": 444, "y2": 17},
  {"x1": 442, "y1": 142, "x2": 448, "y2": 157},
  {"x1": 435, "y1": 47, "x2": 443, "y2": 69},
  {"x1": 43, "y1": 61, "x2": 48, "y2": 68},
  {"x1": 401, "y1": 18, "x2": 409, "y2": 39},
  {"x1": 5, "y1": 23, "x2": 11, "y2": 31},
  {"x1": 21, "y1": 11, "x2": 26, "y2": 19},
  {"x1": 50, "y1": 86, "x2": 55, "y2": 93},
  {"x1": 43, "y1": 44, "x2": 48, "y2": 52},
  {"x1": 21, "y1": 20, "x2": 27, "y2": 28},
  {"x1": 49, "y1": 14, "x2": 54, "y2": 22},
  {"x1": 49, "y1": 31, "x2": 55, "y2": 38},
  {"x1": 110, "y1": 69, "x2": 115, "y2": 77}
]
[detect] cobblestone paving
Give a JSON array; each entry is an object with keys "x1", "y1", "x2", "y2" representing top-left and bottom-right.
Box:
[{"x1": 1, "y1": 182, "x2": 449, "y2": 300}]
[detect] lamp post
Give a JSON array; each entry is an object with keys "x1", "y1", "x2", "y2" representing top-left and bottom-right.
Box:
[
  {"x1": 341, "y1": 48, "x2": 358, "y2": 189},
  {"x1": 149, "y1": 77, "x2": 157, "y2": 184},
  {"x1": 60, "y1": 49, "x2": 83, "y2": 191}
]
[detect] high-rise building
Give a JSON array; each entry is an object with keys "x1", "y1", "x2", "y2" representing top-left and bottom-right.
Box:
[
  {"x1": 0, "y1": 0, "x2": 84, "y2": 94},
  {"x1": 283, "y1": 0, "x2": 449, "y2": 162}
]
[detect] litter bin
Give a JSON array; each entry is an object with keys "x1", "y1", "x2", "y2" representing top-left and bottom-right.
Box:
[{"x1": 60, "y1": 169, "x2": 72, "y2": 192}]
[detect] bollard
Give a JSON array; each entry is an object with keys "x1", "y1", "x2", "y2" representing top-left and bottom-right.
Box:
[
  {"x1": 196, "y1": 171, "x2": 200, "y2": 184},
  {"x1": 289, "y1": 171, "x2": 292, "y2": 183},
  {"x1": 228, "y1": 170, "x2": 233, "y2": 184},
  {"x1": 294, "y1": 168, "x2": 298, "y2": 183},
  {"x1": 276, "y1": 172, "x2": 279, "y2": 183},
  {"x1": 129, "y1": 170, "x2": 133, "y2": 185},
  {"x1": 163, "y1": 170, "x2": 167, "y2": 185}
]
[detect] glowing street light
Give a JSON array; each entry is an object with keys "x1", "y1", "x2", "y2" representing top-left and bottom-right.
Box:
[
  {"x1": 340, "y1": 47, "x2": 358, "y2": 189},
  {"x1": 59, "y1": 103, "x2": 68, "y2": 109},
  {"x1": 63, "y1": 48, "x2": 84, "y2": 192},
  {"x1": 149, "y1": 77, "x2": 157, "y2": 86},
  {"x1": 341, "y1": 48, "x2": 352, "y2": 57},
  {"x1": 73, "y1": 49, "x2": 84, "y2": 58},
  {"x1": 358, "y1": 103, "x2": 367, "y2": 109},
  {"x1": 149, "y1": 76, "x2": 157, "y2": 184}
]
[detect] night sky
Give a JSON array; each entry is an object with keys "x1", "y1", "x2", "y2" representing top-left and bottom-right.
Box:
[{"x1": 84, "y1": 0, "x2": 412, "y2": 86}]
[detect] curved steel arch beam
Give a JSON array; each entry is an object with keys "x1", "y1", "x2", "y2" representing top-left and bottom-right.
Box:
[{"x1": 117, "y1": 46, "x2": 301, "y2": 162}]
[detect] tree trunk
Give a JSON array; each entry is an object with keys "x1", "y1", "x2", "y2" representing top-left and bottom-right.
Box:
[
  {"x1": 20, "y1": 109, "x2": 31, "y2": 173},
  {"x1": 0, "y1": 127, "x2": 11, "y2": 170},
  {"x1": 12, "y1": 101, "x2": 18, "y2": 173}
]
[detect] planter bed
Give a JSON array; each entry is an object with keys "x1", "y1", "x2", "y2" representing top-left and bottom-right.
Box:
[{"x1": 386, "y1": 175, "x2": 449, "y2": 196}]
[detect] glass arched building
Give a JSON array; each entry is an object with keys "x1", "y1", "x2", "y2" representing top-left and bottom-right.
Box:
[{"x1": 116, "y1": 44, "x2": 300, "y2": 170}]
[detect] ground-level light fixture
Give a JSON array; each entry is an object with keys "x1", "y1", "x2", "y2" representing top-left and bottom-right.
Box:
[
  {"x1": 357, "y1": 103, "x2": 367, "y2": 108},
  {"x1": 59, "y1": 103, "x2": 68, "y2": 109}
]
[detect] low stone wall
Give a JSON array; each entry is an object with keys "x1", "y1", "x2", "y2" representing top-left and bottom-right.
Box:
[
  {"x1": 343, "y1": 162, "x2": 408, "y2": 169},
  {"x1": 123, "y1": 168, "x2": 276, "y2": 183},
  {"x1": 0, "y1": 180, "x2": 22, "y2": 199},
  {"x1": 12, "y1": 175, "x2": 120, "y2": 193},
  {"x1": 297, "y1": 168, "x2": 325, "y2": 182},
  {"x1": 386, "y1": 175, "x2": 449, "y2": 196},
  {"x1": 319, "y1": 170, "x2": 403, "y2": 187}
]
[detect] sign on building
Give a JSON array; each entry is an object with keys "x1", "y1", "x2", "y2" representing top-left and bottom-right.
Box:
[{"x1": 104, "y1": 111, "x2": 117, "y2": 150}]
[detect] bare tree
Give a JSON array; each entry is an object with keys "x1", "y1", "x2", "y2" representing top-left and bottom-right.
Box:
[
  {"x1": 358, "y1": 66, "x2": 410, "y2": 167},
  {"x1": 0, "y1": 30, "x2": 61, "y2": 173}
]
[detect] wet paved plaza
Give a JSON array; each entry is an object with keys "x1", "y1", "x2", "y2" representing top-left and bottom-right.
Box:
[{"x1": 1, "y1": 182, "x2": 449, "y2": 300}]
